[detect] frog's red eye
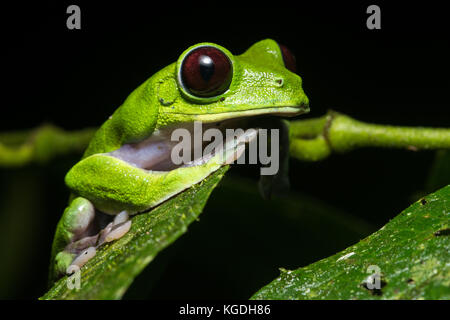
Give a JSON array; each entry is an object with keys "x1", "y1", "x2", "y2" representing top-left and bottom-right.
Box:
[
  {"x1": 180, "y1": 46, "x2": 232, "y2": 97},
  {"x1": 279, "y1": 43, "x2": 297, "y2": 73}
]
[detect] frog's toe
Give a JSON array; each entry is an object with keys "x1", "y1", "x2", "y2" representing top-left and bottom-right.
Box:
[
  {"x1": 70, "y1": 246, "x2": 97, "y2": 270},
  {"x1": 98, "y1": 212, "x2": 131, "y2": 245},
  {"x1": 105, "y1": 220, "x2": 132, "y2": 243},
  {"x1": 113, "y1": 211, "x2": 129, "y2": 226}
]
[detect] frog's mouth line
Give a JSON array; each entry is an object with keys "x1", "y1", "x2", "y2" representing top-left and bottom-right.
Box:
[
  {"x1": 169, "y1": 105, "x2": 310, "y2": 121},
  {"x1": 107, "y1": 105, "x2": 308, "y2": 172}
]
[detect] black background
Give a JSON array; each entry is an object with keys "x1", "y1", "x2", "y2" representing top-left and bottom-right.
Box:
[{"x1": 0, "y1": 1, "x2": 448, "y2": 299}]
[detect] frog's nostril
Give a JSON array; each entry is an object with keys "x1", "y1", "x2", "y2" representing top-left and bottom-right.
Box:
[{"x1": 275, "y1": 78, "x2": 284, "y2": 86}]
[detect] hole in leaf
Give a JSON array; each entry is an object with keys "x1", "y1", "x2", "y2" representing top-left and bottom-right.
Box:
[{"x1": 434, "y1": 228, "x2": 450, "y2": 237}]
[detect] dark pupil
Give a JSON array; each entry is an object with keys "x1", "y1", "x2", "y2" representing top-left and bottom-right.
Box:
[
  {"x1": 198, "y1": 55, "x2": 215, "y2": 83},
  {"x1": 181, "y1": 47, "x2": 232, "y2": 97}
]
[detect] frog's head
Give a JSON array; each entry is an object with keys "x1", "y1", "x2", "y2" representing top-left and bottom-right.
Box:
[
  {"x1": 83, "y1": 39, "x2": 309, "y2": 156},
  {"x1": 157, "y1": 38, "x2": 309, "y2": 126}
]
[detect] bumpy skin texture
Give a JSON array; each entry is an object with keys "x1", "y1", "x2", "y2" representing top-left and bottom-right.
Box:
[{"x1": 50, "y1": 39, "x2": 309, "y2": 280}]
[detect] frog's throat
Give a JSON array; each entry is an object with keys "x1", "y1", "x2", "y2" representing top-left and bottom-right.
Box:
[
  {"x1": 108, "y1": 104, "x2": 309, "y2": 172},
  {"x1": 107, "y1": 118, "x2": 255, "y2": 172}
]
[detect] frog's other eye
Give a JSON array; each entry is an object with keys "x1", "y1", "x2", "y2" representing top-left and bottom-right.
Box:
[
  {"x1": 180, "y1": 46, "x2": 232, "y2": 97},
  {"x1": 278, "y1": 43, "x2": 297, "y2": 73}
]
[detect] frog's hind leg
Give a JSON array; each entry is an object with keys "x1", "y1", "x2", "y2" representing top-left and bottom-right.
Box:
[{"x1": 52, "y1": 198, "x2": 131, "y2": 279}]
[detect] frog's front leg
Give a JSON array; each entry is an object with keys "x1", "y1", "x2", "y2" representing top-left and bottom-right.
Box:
[{"x1": 52, "y1": 197, "x2": 131, "y2": 277}]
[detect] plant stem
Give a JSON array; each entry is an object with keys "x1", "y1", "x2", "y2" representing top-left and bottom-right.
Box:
[
  {"x1": 289, "y1": 111, "x2": 450, "y2": 161},
  {"x1": 0, "y1": 125, "x2": 96, "y2": 167}
]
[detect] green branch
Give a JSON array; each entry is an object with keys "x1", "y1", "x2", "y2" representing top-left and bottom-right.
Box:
[
  {"x1": 289, "y1": 111, "x2": 450, "y2": 161},
  {"x1": 0, "y1": 125, "x2": 96, "y2": 167}
]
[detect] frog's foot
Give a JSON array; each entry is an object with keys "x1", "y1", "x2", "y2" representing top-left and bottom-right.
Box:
[{"x1": 56, "y1": 211, "x2": 131, "y2": 275}]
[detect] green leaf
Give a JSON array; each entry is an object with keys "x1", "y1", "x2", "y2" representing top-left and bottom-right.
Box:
[
  {"x1": 251, "y1": 185, "x2": 450, "y2": 300},
  {"x1": 41, "y1": 167, "x2": 228, "y2": 300}
]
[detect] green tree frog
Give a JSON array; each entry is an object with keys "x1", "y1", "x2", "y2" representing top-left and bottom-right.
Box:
[{"x1": 49, "y1": 39, "x2": 309, "y2": 282}]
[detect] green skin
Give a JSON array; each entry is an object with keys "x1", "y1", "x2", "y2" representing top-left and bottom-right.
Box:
[{"x1": 49, "y1": 39, "x2": 309, "y2": 281}]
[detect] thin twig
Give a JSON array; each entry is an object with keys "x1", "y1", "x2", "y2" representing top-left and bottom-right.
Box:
[{"x1": 289, "y1": 111, "x2": 450, "y2": 161}]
